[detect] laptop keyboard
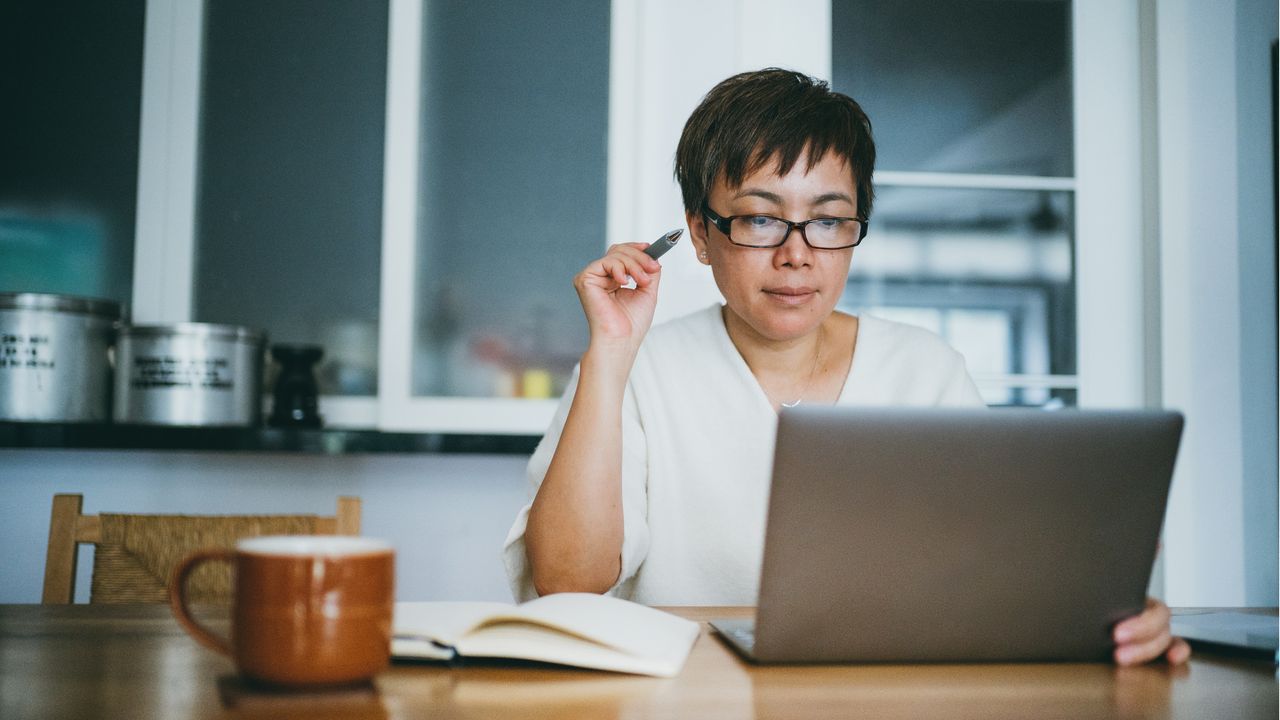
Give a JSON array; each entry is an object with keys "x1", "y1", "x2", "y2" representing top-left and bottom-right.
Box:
[
  {"x1": 727, "y1": 625, "x2": 756, "y2": 652},
  {"x1": 711, "y1": 619, "x2": 759, "y2": 656}
]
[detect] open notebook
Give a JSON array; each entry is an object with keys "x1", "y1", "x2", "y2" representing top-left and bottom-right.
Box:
[{"x1": 392, "y1": 593, "x2": 701, "y2": 677}]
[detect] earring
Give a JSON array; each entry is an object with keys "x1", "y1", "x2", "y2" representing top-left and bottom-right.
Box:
[{"x1": 699, "y1": 250, "x2": 708, "y2": 262}]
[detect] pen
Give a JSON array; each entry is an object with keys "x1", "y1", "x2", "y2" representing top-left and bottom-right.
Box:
[{"x1": 643, "y1": 229, "x2": 683, "y2": 261}]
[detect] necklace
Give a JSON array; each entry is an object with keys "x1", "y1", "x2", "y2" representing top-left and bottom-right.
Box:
[{"x1": 763, "y1": 326, "x2": 824, "y2": 409}]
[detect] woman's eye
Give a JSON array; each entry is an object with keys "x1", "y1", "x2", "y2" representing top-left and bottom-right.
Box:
[
  {"x1": 745, "y1": 215, "x2": 774, "y2": 227},
  {"x1": 814, "y1": 218, "x2": 842, "y2": 228}
]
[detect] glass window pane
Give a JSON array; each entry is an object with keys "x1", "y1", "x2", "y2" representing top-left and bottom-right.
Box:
[
  {"x1": 839, "y1": 187, "x2": 1076, "y2": 406},
  {"x1": 0, "y1": 0, "x2": 145, "y2": 305},
  {"x1": 981, "y1": 385, "x2": 1077, "y2": 408},
  {"x1": 194, "y1": 0, "x2": 387, "y2": 396},
  {"x1": 832, "y1": 0, "x2": 1073, "y2": 177},
  {"x1": 413, "y1": 0, "x2": 610, "y2": 399},
  {"x1": 946, "y1": 309, "x2": 1014, "y2": 376}
]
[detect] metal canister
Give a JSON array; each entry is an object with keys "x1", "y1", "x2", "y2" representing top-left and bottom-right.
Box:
[
  {"x1": 0, "y1": 293, "x2": 121, "y2": 422},
  {"x1": 114, "y1": 323, "x2": 266, "y2": 426}
]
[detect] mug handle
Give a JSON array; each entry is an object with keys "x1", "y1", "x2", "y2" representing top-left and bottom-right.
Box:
[{"x1": 168, "y1": 548, "x2": 235, "y2": 658}]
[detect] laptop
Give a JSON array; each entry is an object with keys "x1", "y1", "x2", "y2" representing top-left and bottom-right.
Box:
[
  {"x1": 712, "y1": 407, "x2": 1184, "y2": 663},
  {"x1": 1170, "y1": 611, "x2": 1279, "y2": 659}
]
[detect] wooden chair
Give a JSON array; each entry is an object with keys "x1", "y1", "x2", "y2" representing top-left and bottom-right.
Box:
[{"x1": 42, "y1": 494, "x2": 362, "y2": 604}]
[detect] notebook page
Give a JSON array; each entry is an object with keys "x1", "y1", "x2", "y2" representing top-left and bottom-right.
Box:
[
  {"x1": 455, "y1": 621, "x2": 686, "y2": 677},
  {"x1": 394, "y1": 601, "x2": 515, "y2": 647},
  {"x1": 496, "y1": 593, "x2": 700, "y2": 664}
]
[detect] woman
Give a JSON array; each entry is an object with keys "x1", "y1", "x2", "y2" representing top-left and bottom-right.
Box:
[{"x1": 504, "y1": 69, "x2": 1188, "y2": 666}]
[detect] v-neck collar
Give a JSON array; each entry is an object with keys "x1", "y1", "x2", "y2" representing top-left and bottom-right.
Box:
[{"x1": 707, "y1": 304, "x2": 865, "y2": 414}]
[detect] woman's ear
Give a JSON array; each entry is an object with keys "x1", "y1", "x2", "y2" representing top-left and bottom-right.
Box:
[{"x1": 686, "y1": 209, "x2": 711, "y2": 265}]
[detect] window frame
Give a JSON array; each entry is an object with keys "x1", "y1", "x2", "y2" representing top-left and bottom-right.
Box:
[{"x1": 130, "y1": 0, "x2": 1146, "y2": 433}]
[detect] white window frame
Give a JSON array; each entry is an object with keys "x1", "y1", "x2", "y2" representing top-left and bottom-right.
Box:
[
  {"x1": 866, "y1": 171, "x2": 1080, "y2": 404},
  {"x1": 374, "y1": 0, "x2": 558, "y2": 433},
  {"x1": 131, "y1": 0, "x2": 1146, "y2": 434},
  {"x1": 132, "y1": 0, "x2": 203, "y2": 325}
]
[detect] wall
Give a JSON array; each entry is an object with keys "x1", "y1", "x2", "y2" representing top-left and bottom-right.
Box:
[
  {"x1": 1232, "y1": 0, "x2": 1279, "y2": 607},
  {"x1": 0, "y1": 449, "x2": 530, "y2": 603},
  {"x1": 1157, "y1": 0, "x2": 1279, "y2": 606}
]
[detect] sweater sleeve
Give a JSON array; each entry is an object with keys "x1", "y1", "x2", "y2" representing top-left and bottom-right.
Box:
[
  {"x1": 937, "y1": 350, "x2": 988, "y2": 408},
  {"x1": 501, "y1": 365, "x2": 652, "y2": 601}
]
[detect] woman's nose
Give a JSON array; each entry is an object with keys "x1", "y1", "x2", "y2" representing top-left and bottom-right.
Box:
[{"x1": 774, "y1": 225, "x2": 813, "y2": 267}]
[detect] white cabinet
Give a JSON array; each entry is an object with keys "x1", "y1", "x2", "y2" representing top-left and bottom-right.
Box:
[{"x1": 119, "y1": 0, "x2": 1143, "y2": 433}]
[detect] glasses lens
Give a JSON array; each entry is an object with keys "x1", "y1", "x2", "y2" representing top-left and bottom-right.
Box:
[
  {"x1": 729, "y1": 215, "x2": 789, "y2": 247},
  {"x1": 806, "y1": 218, "x2": 862, "y2": 248}
]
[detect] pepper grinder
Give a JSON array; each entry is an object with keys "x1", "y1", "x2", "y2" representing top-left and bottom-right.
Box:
[{"x1": 268, "y1": 344, "x2": 324, "y2": 428}]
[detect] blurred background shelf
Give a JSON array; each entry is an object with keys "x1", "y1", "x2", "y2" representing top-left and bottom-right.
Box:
[{"x1": 0, "y1": 422, "x2": 539, "y2": 456}]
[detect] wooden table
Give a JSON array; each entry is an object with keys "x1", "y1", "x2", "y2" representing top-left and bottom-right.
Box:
[{"x1": 0, "y1": 604, "x2": 1273, "y2": 719}]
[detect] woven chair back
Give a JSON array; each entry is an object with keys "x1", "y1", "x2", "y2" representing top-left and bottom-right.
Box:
[{"x1": 90, "y1": 514, "x2": 323, "y2": 604}]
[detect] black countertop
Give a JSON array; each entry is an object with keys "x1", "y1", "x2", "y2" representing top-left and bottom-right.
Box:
[{"x1": 0, "y1": 422, "x2": 540, "y2": 455}]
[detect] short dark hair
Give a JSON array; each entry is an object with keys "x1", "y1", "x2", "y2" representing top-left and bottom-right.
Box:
[{"x1": 674, "y1": 68, "x2": 876, "y2": 221}]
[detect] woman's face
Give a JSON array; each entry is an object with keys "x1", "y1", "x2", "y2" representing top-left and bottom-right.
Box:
[{"x1": 687, "y1": 149, "x2": 858, "y2": 343}]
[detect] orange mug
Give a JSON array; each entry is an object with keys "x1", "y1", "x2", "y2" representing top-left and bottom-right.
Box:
[{"x1": 170, "y1": 535, "x2": 395, "y2": 687}]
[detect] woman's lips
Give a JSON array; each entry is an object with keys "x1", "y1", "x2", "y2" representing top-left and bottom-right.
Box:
[{"x1": 763, "y1": 286, "x2": 817, "y2": 305}]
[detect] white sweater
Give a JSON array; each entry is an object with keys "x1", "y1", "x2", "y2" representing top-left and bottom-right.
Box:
[{"x1": 503, "y1": 304, "x2": 985, "y2": 605}]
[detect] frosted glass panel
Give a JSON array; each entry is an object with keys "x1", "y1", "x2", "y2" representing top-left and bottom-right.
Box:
[
  {"x1": 839, "y1": 187, "x2": 1076, "y2": 407},
  {"x1": 413, "y1": 0, "x2": 610, "y2": 398},
  {"x1": 0, "y1": 1, "x2": 144, "y2": 305},
  {"x1": 833, "y1": 0, "x2": 1073, "y2": 177},
  {"x1": 194, "y1": 0, "x2": 387, "y2": 396}
]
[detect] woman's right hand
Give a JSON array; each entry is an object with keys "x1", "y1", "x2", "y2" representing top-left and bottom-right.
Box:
[{"x1": 573, "y1": 242, "x2": 663, "y2": 356}]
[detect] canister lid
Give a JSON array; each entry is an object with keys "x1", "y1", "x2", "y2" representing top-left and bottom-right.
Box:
[
  {"x1": 0, "y1": 292, "x2": 123, "y2": 318},
  {"x1": 121, "y1": 322, "x2": 266, "y2": 344}
]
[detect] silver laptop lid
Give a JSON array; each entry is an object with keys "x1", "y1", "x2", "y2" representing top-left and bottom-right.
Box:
[{"x1": 753, "y1": 408, "x2": 1183, "y2": 663}]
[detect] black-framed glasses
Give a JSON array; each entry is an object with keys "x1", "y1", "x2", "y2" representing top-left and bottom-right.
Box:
[{"x1": 703, "y1": 205, "x2": 868, "y2": 249}]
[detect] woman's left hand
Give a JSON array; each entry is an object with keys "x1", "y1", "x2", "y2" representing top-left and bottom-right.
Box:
[{"x1": 1112, "y1": 597, "x2": 1192, "y2": 666}]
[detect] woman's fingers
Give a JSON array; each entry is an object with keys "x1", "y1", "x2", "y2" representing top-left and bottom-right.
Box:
[
  {"x1": 570, "y1": 240, "x2": 665, "y2": 349},
  {"x1": 604, "y1": 257, "x2": 631, "y2": 286},
  {"x1": 1115, "y1": 628, "x2": 1174, "y2": 666},
  {"x1": 597, "y1": 246, "x2": 661, "y2": 288},
  {"x1": 1114, "y1": 597, "x2": 1171, "y2": 645},
  {"x1": 578, "y1": 258, "x2": 647, "y2": 291},
  {"x1": 1112, "y1": 597, "x2": 1190, "y2": 666},
  {"x1": 1165, "y1": 637, "x2": 1191, "y2": 665},
  {"x1": 601, "y1": 256, "x2": 651, "y2": 287},
  {"x1": 574, "y1": 246, "x2": 662, "y2": 321},
  {"x1": 612, "y1": 243, "x2": 663, "y2": 271}
]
